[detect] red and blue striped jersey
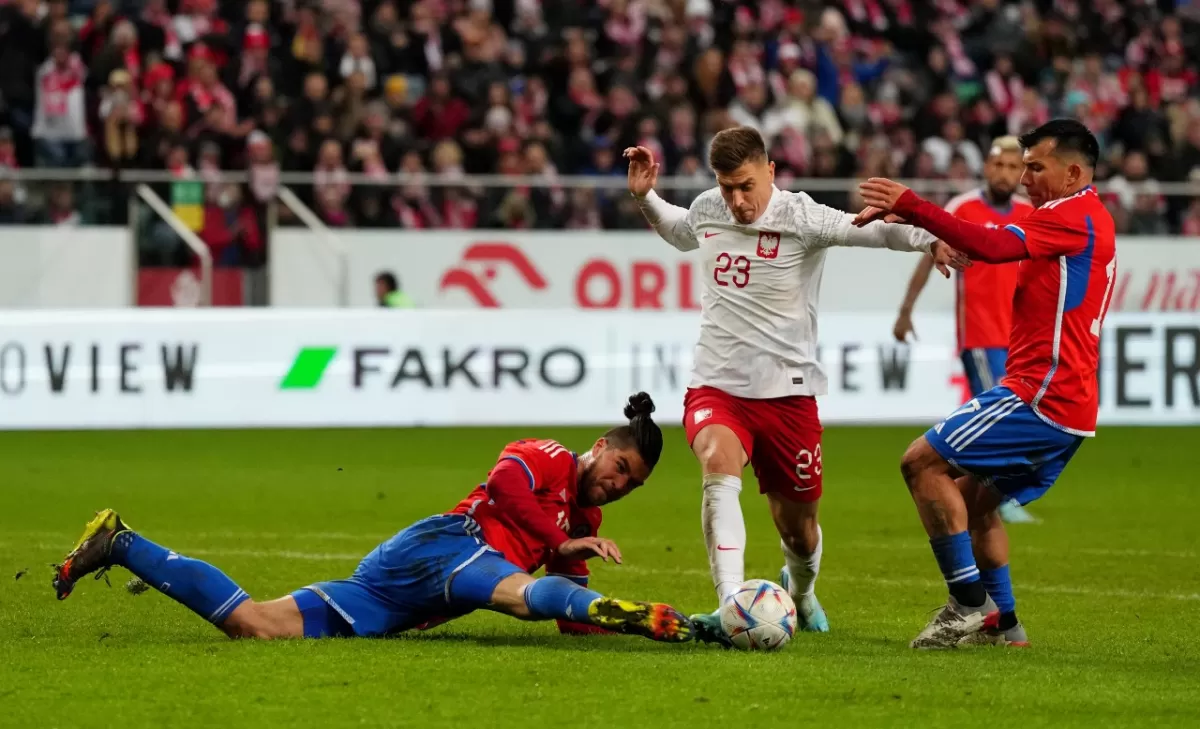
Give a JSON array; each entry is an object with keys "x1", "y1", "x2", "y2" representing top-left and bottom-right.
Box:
[{"x1": 1001, "y1": 187, "x2": 1116, "y2": 436}]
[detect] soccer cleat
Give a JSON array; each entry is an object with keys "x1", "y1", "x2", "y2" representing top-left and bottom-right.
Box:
[
  {"x1": 910, "y1": 595, "x2": 998, "y2": 650},
  {"x1": 587, "y1": 598, "x2": 694, "y2": 643},
  {"x1": 957, "y1": 616, "x2": 1031, "y2": 647},
  {"x1": 52, "y1": 509, "x2": 131, "y2": 601},
  {"x1": 779, "y1": 566, "x2": 830, "y2": 632},
  {"x1": 688, "y1": 608, "x2": 733, "y2": 648},
  {"x1": 998, "y1": 500, "x2": 1040, "y2": 524}
]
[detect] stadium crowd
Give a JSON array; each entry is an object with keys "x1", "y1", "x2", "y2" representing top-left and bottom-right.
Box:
[{"x1": 0, "y1": 0, "x2": 1198, "y2": 261}]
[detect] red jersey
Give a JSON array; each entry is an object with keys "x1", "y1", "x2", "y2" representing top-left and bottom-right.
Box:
[
  {"x1": 1000, "y1": 187, "x2": 1116, "y2": 436},
  {"x1": 946, "y1": 189, "x2": 1035, "y2": 351},
  {"x1": 448, "y1": 439, "x2": 601, "y2": 579}
]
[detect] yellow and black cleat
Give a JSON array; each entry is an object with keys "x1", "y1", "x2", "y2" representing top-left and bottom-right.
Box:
[
  {"x1": 52, "y1": 509, "x2": 132, "y2": 601},
  {"x1": 587, "y1": 598, "x2": 694, "y2": 643}
]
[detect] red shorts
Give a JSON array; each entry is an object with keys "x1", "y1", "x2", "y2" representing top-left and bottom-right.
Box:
[{"x1": 683, "y1": 386, "x2": 824, "y2": 502}]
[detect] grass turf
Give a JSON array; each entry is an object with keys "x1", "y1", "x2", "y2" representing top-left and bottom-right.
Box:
[{"x1": 1, "y1": 426, "x2": 1198, "y2": 728}]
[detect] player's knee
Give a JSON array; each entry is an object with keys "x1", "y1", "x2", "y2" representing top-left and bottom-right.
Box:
[
  {"x1": 220, "y1": 600, "x2": 290, "y2": 640},
  {"x1": 900, "y1": 437, "x2": 940, "y2": 489},
  {"x1": 695, "y1": 429, "x2": 745, "y2": 476}
]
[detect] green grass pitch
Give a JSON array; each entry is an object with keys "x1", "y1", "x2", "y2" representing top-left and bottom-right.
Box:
[{"x1": 2, "y1": 426, "x2": 1199, "y2": 728}]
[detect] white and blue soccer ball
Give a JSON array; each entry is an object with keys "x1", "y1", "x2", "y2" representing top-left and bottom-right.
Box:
[{"x1": 719, "y1": 579, "x2": 798, "y2": 652}]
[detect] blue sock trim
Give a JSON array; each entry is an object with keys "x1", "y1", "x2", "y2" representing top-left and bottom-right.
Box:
[
  {"x1": 980, "y1": 565, "x2": 1016, "y2": 614},
  {"x1": 930, "y1": 532, "x2": 980, "y2": 588},
  {"x1": 523, "y1": 576, "x2": 602, "y2": 622}
]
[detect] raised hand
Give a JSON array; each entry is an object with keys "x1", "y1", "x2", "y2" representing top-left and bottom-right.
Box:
[
  {"x1": 853, "y1": 205, "x2": 908, "y2": 227},
  {"x1": 623, "y1": 146, "x2": 660, "y2": 199},
  {"x1": 857, "y1": 178, "x2": 911, "y2": 214}
]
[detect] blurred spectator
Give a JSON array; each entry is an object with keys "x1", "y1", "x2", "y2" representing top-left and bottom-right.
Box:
[
  {"x1": 36, "y1": 182, "x2": 80, "y2": 226},
  {"x1": 32, "y1": 40, "x2": 90, "y2": 167},
  {"x1": 99, "y1": 70, "x2": 142, "y2": 168},
  {"x1": 0, "y1": 177, "x2": 28, "y2": 224},
  {"x1": 412, "y1": 73, "x2": 471, "y2": 142},
  {"x1": 1108, "y1": 151, "x2": 1169, "y2": 236},
  {"x1": 313, "y1": 139, "x2": 350, "y2": 226}
]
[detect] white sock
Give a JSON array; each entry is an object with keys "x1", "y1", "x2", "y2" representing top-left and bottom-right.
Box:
[
  {"x1": 782, "y1": 525, "x2": 823, "y2": 599},
  {"x1": 701, "y1": 473, "x2": 745, "y2": 604}
]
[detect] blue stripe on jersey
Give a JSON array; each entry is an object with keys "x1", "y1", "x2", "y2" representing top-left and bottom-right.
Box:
[
  {"x1": 500, "y1": 456, "x2": 536, "y2": 489},
  {"x1": 1003, "y1": 224, "x2": 1026, "y2": 242},
  {"x1": 1063, "y1": 216, "x2": 1096, "y2": 313}
]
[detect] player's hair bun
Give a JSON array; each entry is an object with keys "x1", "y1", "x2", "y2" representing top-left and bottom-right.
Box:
[{"x1": 624, "y1": 392, "x2": 657, "y2": 421}]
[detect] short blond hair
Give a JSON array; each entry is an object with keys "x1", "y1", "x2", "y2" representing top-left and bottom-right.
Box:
[{"x1": 989, "y1": 136, "x2": 1022, "y2": 157}]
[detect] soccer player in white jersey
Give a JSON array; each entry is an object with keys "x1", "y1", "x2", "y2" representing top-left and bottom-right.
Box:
[{"x1": 625, "y1": 126, "x2": 968, "y2": 644}]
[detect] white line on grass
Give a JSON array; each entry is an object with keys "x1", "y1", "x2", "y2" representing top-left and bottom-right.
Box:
[
  {"x1": 15, "y1": 542, "x2": 1195, "y2": 604},
  {"x1": 13, "y1": 531, "x2": 1199, "y2": 561}
]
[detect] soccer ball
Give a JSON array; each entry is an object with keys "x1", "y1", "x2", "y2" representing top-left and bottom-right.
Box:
[{"x1": 719, "y1": 579, "x2": 797, "y2": 651}]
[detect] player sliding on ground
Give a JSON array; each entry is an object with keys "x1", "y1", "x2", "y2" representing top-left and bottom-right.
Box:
[
  {"x1": 856, "y1": 119, "x2": 1116, "y2": 649},
  {"x1": 892, "y1": 136, "x2": 1040, "y2": 526},
  {"x1": 52, "y1": 393, "x2": 694, "y2": 644},
  {"x1": 625, "y1": 126, "x2": 969, "y2": 645}
]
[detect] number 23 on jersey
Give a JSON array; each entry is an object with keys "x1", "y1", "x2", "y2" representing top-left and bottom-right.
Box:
[{"x1": 714, "y1": 253, "x2": 750, "y2": 288}]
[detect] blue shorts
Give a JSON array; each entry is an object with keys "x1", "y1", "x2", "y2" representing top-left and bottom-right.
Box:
[
  {"x1": 960, "y1": 348, "x2": 1007, "y2": 396},
  {"x1": 290, "y1": 514, "x2": 524, "y2": 638},
  {"x1": 925, "y1": 386, "x2": 1085, "y2": 506}
]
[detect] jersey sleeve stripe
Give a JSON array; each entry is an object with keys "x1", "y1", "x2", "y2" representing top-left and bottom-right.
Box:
[
  {"x1": 1003, "y1": 224, "x2": 1026, "y2": 242},
  {"x1": 500, "y1": 456, "x2": 536, "y2": 489},
  {"x1": 1063, "y1": 216, "x2": 1096, "y2": 312}
]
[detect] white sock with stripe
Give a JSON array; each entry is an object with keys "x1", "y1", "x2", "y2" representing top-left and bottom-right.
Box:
[{"x1": 701, "y1": 473, "x2": 745, "y2": 604}]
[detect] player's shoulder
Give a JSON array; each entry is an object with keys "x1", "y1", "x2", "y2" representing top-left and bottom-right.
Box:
[
  {"x1": 501, "y1": 439, "x2": 576, "y2": 480},
  {"x1": 502, "y1": 438, "x2": 570, "y2": 460},
  {"x1": 944, "y1": 188, "x2": 985, "y2": 215},
  {"x1": 758, "y1": 188, "x2": 836, "y2": 233},
  {"x1": 1021, "y1": 187, "x2": 1109, "y2": 231},
  {"x1": 687, "y1": 187, "x2": 732, "y2": 223}
]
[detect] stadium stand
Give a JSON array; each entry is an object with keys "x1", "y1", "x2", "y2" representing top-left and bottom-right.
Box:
[{"x1": 0, "y1": 0, "x2": 1198, "y2": 256}]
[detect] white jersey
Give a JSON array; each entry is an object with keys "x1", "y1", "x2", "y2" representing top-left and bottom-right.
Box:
[{"x1": 640, "y1": 186, "x2": 935, "y2": 399}]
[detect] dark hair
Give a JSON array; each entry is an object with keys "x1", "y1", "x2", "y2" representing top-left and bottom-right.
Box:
[
  {"x1": 708, "y1": 126, "x2": 767, "y2": 175},
  {"x1": 375, "y1": 271, "x2": 398, "y2": 291},
  {"x1": 604, "y1": 392, "x2": 663, "y2": 471},
  {"x1": 1018, "y1": 118, "x2": 1099, "y2": 168}
]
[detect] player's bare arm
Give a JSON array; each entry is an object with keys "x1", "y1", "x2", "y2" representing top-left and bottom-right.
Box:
[
  {"x1": 894, "y1": 253, "x2": 938, "y2": 343},
  {"x1": 624, "y1": 145, "x2": 700, "y2": 252}
]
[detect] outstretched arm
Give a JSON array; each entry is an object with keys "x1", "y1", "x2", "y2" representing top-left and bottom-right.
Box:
[
  {"x1": 858, "y1": 181, "x2": 1030, "y2": 263},
  {"x1": 625, "y1": 146, "x2": 700, "y2": 252},
  {"x1": 819, "y1": 205, "x2": 970, "y2": 271},
  {"x1": 829, "y1": 212, "x2": 937, "y2": 253}
]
